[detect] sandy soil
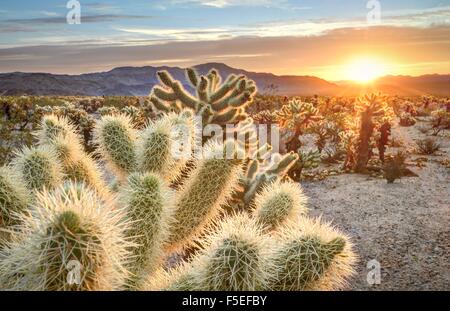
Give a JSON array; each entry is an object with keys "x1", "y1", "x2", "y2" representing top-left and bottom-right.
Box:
[{"x1": 301, "y1": 118, "x2": 450, "y2": 290}]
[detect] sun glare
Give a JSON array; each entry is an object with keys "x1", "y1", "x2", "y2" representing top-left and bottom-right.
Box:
[{"x1": 345, "y1": 58, "x2": 388, "y2": 83}]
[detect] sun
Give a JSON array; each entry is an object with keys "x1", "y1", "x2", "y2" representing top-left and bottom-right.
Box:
[{"x1": 345, "y1": 58, "x2": 388, "y2": 83}]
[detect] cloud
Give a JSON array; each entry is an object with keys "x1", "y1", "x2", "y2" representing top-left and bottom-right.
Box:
[
  {"x1": 169, "y1": 0, "x2": 288, "y2": 8},
  {"x1": 5, "y1": 14, "x2": 154, "y2": 25},
  {"x1": 112, "y1": 5, "x2": 450, "y2": 43},
  {"x1": 39, "y1": 11, "x2": 60, "y2": 17},
  {"x1": 0, "y1": 14, "x2": 156, "y2": 33},
  {"x1": 1, "y1": 26, "x2": 449, "y2": 79}
]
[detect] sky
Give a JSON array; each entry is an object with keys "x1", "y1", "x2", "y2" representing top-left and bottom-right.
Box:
[{"x1": 0, "y1": 0, "x2": 449, "y2": 80}]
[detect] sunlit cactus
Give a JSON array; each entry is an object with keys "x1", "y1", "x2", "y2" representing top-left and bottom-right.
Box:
[
  {"x1": 288, "y1": 150, "x2": 321, "y2": 181},
  {"x1": 0, "y1": 182, "x2": 132, "y2": 291},
  {"x1": 237, "y1": 151, "x2": 299, "y2": 205},
  {"x1": 192, "y1": 213, "x2": 272, "y2": 291},
  {"x1": 12, "y1": 145, "x2": 63, "y2": 191},
  {"x1": 93, "y1": 114, "x2": 137, "y2": 180},
  {"x1": 150, "y1": 67, "x2": 256, "y2": 125},
  {"x1": 0, "y1": 166, "x2": 30, "y2": 230},
  {"x1": 354, "y1": 94, "x2": 393, "y2": 172},
  {"x1": 268, "y1": 217, "x2": 356, "y2": 291},
  {"x1": 64, "y1": 153, "x2": 110, "y2": 198},
  {"x1": 167, "y1": 140, "x2": 243, "y2": 250},
  {"x1": 137, "y1": 111, "x2": 194, "y2": 181},
  {"x1": 47, "y1": 133, "x2": 84, "y2": 166},
  {"x1": 119, "y1": 173, "x2": 174, "y2": 289},
  {"x1": 35, "y1": 114, "x2": 81, "y2": 146},
  {"x1": 276, "y1": 100, "x2": 321, "y2": 152},
  {"x1": 253, "y1": 181, "x2": 308, "y2": 230},
  {"x1": 144, "y1": 263, "x2": 199, "y2": 291}
]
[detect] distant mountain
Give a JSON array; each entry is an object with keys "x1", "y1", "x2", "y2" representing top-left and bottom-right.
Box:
[
  {"x1": 0, "y1": 63, "x2": 449, "y2": 96},
  {"x1": 336, "y1": 74, "x2": 450, "y2": 96},
  {"x1": 0, "y1": 63, "x2": 337, "y2": 96}
]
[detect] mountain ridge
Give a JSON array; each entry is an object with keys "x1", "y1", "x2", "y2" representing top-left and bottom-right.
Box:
[{"x1": 1, "y1": 62, "x2": 449, "y2": 96}]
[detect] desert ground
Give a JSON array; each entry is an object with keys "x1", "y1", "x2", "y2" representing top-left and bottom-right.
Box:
[{"x1": 303, "y1": 117, "x2": 450, "y2": 290}]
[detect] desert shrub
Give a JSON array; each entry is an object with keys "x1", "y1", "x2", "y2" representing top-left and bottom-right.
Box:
[
  {"x1": 430, "y1": 109, "x2": 450, "y2": 135},
  {"x1": 389, "y1": 135, "x2": 404, "y2": 148},
  {"x1": 383, "y1": 151, "x2": 408, "y2": 183},
  {"x1": 416, "y1": 138, "x2": 441, "y2": 155},
  {"x1": 399, "y1": 112, "x2": 416, "y2": 127},
  {"x1": 251, "y1": 94, "x2": 287, "y2": 113},
  {"x1": 417, "y1": 125, "x2": 430, "y2": 134},
  {"x1": 0, "y1": 97, "x2": 47, "y2": 165},
  {"x1": 321, "y1": 146, "x2": 345, "y2": 164}
]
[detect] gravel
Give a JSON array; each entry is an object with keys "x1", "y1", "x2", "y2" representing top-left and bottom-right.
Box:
[{"x1": 301, "y1": 120, "x2": 449, "y2": 290}]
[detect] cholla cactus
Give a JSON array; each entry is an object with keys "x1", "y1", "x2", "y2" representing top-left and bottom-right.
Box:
[
  {"x1": 145, "y1": 262, "x2": 198, "y2": 291},
  {"x1": 236, "y1": 150, "x2": 299, "y2": 206},
  {"x1": 0, "y1": 167, "x2": 30, "y2": 231},
  {"x1": 120, "y1": 173, "x2": 174, "y2": 289},
  {"x1": 354, "y1": 94, "x2": 393, "y2": 172},
  {"x1": 277, "y1": 100, "x2": 321, "y2": 152},
  {"x1": 47, "y1": 132, "x2": 84, "y2": 166},
  {"x1": 399, "y1": 112, "x2": 416, "y2": 127},
  {"x1": 269, "y1": 217, "x2": 356, "y2": 291},
  {"x1": 253, "y1": 181, "x2": 308, "y2": 230},
  {"x1": 93, "y1": 114, "x2": 137, "y2": 180},
  {"x1": 288, "y1": 150, "x2": 321, "y2": 181},
  {"x1": 150, "y1": 67, "x2": 256, "y2": 125},
  {"x1": 192, "y1": 214, "x2": 272, "y2": 291},
  {"x1": 430, "y1": 109, "x2": 450, "y2": 135},
  {"x1": 0, "y1": 71, "x2": 357, "y2": 292},
  {"x1": 137, "y1": 110, "x2": 194, "y2": 182},
  {"x1": 12, "y1": 145, "x2": 63, "y2": 191},
  {"x1": 64, "y1": 153, "x2": 109, "y2": 198},
  {"x1": 0, "y1": 182, "x2": 132, "y2": 290},
  {"x1": 35, "y1": 114, "x2": 80, "y2": 146},
  {"x1": 36, "y1": 117, "x2": 109, "y2": 198},
  {"x1": 167, "y1": 140, "x2": 244, "y2": 250},
  {"x1": 253, "y1": 109, "x2": 277, "y2": 124}
]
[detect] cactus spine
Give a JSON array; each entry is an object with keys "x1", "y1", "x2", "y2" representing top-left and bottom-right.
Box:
[
  {"x1": 269, "y1": 217, "x2": 356, "y2": 290},
  {"x1": 167, "y1": 141, "x2": 243, "y2": 250},
  {"x1": 36, "y1": 116, "x2": 109, "y2": 198},
  {"x1": 0, "y1": 167, "x2": 30, "y2": 232},
  {"x1": 253, "y1": 181, "x2": 308, "y2": 230},
  {"x1": 150, "y1": 68, "x2": 256, "y2": 125},
  {"x1": 238, "y1": 151, "x2": 299, "y2": 205},
  {"x1": 120, "y1": 173, "x2": 174, "y2": 289},
  {"x1": 137, "y1": 111, "x2": 194, "y2": 182},
  {"x1": 13, "y1": 145, "x2": 63, "y2": 191},
  {"x1": 0, "y1": 69, "x2": 357, "y2": 292},
  {"x1": 36, "y1": 114, "x2": 80, "y2": 146},
  {"x1": 93, "y1": 114, "x2": 137, "y2": 180},
  {"x1": 0, "y1": 182, "x2": 132, "y2": 290},
  {"x1": 192, "y1": 214, "x2": 272, "y2": 291}
]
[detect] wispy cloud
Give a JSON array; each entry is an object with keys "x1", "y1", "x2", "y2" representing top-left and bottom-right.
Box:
[
  {"x1": 5, "y1": 14, "x2": 154, "y2": 25},
  {"x1": 113, "y1": 5, "x2": 450, "y2": 43},
  {"x1": 1, "y1": 26, "x2": 449, "y2": 78},
  {"x1": 0, "y1": 14, "x2": 156, "y2": 34},
  {"x1": 39, "y1": 11, "x2": 60, "y2": 17},
  {"x1": 169, "y1": 0, "x2": 287, "y2": 8}
]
